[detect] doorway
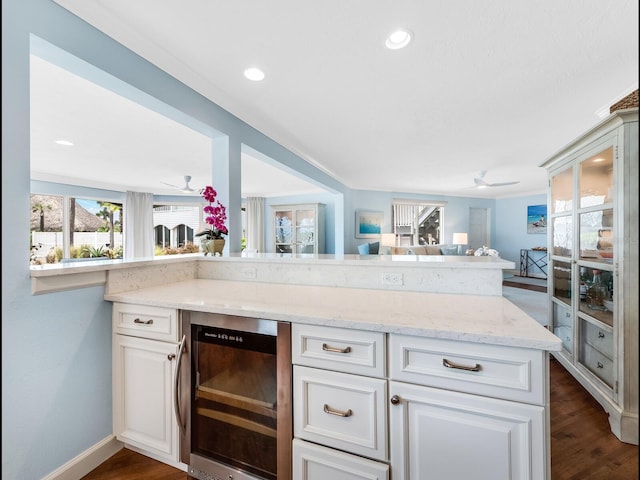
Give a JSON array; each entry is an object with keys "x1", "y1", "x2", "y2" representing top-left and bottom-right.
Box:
[{"x1": 469, "y1": 207, "x2": 490, "y2": 250}]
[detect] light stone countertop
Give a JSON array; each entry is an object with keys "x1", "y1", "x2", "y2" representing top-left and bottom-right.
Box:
[
  {"x1": 104, "y1": 278, "x2": 561, "y2": 352},
  {"x1": 30, "y1": 252, "x2": 512, "y2": 277}
]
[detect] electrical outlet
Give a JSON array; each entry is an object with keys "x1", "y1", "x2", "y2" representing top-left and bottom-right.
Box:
[
  {"x1": 241, "y1": 267, "x2": 257, "y2": 279},
  {"x1": 382, "y1": 272, "x2": 403, "y2": 286}
]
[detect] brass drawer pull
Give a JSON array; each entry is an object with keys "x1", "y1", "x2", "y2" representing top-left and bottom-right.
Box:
[
  {"x1": 322, "y1": 343, "x2": 351, "y2": 354},
  {"x1": 443, "y1": 358, "x2": 482, "y2": 372},
  {"x1": 133, "y1": 318, "x2": 154, "y2": 325},
  {"x1": 324, "y1": 404, "x2": 353, "y2": 417}
]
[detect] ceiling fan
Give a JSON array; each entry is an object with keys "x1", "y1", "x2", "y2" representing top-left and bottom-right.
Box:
[
  {"x1": 473, "y1": 170, "x2": 520, "y2": 188},
  {"x1": 160, "y1": 175, "x2": 201, "y2": 193}
]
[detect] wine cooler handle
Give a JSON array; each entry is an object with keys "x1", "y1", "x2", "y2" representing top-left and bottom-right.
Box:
[{"x1": 173, "y1": 334, "x2": 187, "y2": 435}]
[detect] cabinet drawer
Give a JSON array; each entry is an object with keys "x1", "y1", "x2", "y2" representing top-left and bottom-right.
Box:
[
  {"x1": 580, "y1": 320, "x2": 613, "y2": 359},
  {"x1": 113, "y1": 303, "x2": 179, "y2": 342},
  {"x1": 389, "y1": 335, "x2": 546, "y2": 405},
  {"x1": 292, "y1": 324, "x2": 385, "y2": 377},
  {"x1": 553, "y1": 325, "x2": 573, "y2": 353},
  {"x1": 293, "y1": 439, "x2": 389, "y2": 480},
  {"x1": 553, "y1": 301, "x2": 573, "y2": 327},
  {"x1": 580, "y1": 342, "x2": 614, "y2": 388},
  {"x1": 294, "y1": 366, "x2": 387, "y2": 461}
]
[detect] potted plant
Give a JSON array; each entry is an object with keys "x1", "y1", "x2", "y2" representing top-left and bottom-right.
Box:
[{"x1": 195, "y1": 186, "x2": 228, "y2": 256}]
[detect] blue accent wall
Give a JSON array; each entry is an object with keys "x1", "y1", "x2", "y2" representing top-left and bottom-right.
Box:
[{"x1": 495, "y1": 193, "x2": 549, "y2": 273}]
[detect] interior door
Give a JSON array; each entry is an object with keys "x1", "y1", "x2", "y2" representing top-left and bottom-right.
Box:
[{"x1": 469, "y1": 207, "x2": 490, "y2": 249}]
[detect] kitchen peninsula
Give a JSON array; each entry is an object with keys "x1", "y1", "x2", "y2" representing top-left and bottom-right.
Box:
[{"x1": 31, "y1": 254, "x2": 561, "y2": 479}]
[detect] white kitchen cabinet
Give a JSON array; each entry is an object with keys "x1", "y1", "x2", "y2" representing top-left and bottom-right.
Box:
[
  {"x1": 292, "y1": 325, "x2": 552, "y2": 479},
  {"x1": 293, "y1": 365, "x2": 387, "y2": 461},
  {"x1": 292, "y1": 324, "x2": 389, "y2": 477},
  {"x1": 112, "y1": 302, "x2": 184, "y2": 467},
  {"x1": 542, "y1": 107, "x2": 638, "y2": 444},
  {"x1": 388, "y1": 334, "x2": 550, "y2": 480},
  {"x1": 389, "y1": 381, "x2": 545, "y2": 480},
  {"x1": 272, "y1": 203, "x2": 325, "y2": 254}
]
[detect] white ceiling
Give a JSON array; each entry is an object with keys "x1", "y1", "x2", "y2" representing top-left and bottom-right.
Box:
[{"x1": 33, "y1": 0, "x2": 638, "y2": 199}]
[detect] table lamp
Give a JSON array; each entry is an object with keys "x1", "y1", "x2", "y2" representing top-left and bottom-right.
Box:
[
  {"x1": 380, "y1": 233, "x2": 396, "y2": 255},
  {"x1": 452, "y1": 232, "x2": 468, "y2": 255}
]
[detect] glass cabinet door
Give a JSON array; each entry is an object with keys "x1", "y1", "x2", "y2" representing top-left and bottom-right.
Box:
[
  {"x1": 552, "y1": 260, "x2": 572, "y2": 305},
  {"x1": 295, "y1": 209, "x2": 315, "y2": 253},
  {"x1": 575, "y1": 145, "x2": 615, "y2": 389},
  {"x1": 577, "y1": 146, "x2": 614, "y2": 264},
  {"x1": 551, "y1": 166, "x2": 573, "y2": 258},
  {"x1": 579, "y1": 146, "x2": 614, "y2": 208},
  {"x1": 274, "y1": 209, "x2": 293, "y2": 253},
  {"x1": 551, "y1": 166, "x2": 573, "y2": 213},
  {"x1": 273, "y1": 205, "x2": 321, "y2": 254}
]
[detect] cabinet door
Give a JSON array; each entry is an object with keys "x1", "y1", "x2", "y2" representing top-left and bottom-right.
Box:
[
  {"x1": 294, "y1": 208, "x2": 317, "y2": 253},
  {"x1": 293, "y1": 439, "x2": 389, "y2": 480},
  {"x1": 274, "y1": 208, "x2": 294, "y2": 253},
  {"x1": 389, "y1": 381, "x2": 547, "y2": 480},
  {"x1": 273, "y1": 204, "x2": 324, "y2": 254},
  {"x1": 113, "y1": 334, "x2": 179, "y2": 462}
]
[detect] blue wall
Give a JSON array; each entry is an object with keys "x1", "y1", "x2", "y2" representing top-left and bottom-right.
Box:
[
  {"x1": 495, "y1": 193, "x2": 548, "y2": 272},
  {"x1": 2, "y1": 1, "x2": 546, "y2": 478}
]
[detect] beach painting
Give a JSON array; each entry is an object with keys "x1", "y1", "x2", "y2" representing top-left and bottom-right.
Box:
[
  {"x1": 527, "y1": 204, "x2": 547, "y2": 234},
  {"x1": 356, "y1": 210, "x2": 383, "y2": 238}
]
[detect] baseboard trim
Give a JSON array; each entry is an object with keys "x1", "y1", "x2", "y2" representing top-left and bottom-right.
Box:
[
  {"x1": 503, "y1": 279, "x2": 547, "y2": 292},
  {"x1": 41, "y1": 435, "x2": 123, "y2": 480}
]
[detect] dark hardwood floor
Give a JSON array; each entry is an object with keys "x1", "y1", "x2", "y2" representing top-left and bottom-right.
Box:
[{"x1": 81, "y1": 357, "x2": 638, "y2": 480}]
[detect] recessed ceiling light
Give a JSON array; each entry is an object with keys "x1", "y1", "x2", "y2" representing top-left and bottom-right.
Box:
[
  {"x1": 386, "y1": 29, "x2": 413, "y2": 50},
  {"x1": 244, "y1": 67, "x2": 265, "y2": 81},
  {"x1": 55, "y1": 140, "x2": 74, "y2": 146}
]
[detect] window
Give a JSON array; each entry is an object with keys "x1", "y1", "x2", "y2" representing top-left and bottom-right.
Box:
[
  {"x1": 30, "y1": 193, "x2": 123, "y2": 264},
  {"x1": 391, "y1": 199, "x2": 446, "y2": 246},
  {"x1": 153, "y1": 203, "x2": 202, "y2": 254}
]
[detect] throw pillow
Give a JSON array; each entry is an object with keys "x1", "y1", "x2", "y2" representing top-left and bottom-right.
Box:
[
  {"x1": 357, "y1": 243, "x2": 370, "y2": 255},
  {"x1": 368, "y1": 241, "x2": 380, "y2": 254},
  {"x1": 425, "y1": 245, "x2": 443, "y2": 255},
  {"x1": 440, "y1": 246, "x2": 458, "y2": 255}
]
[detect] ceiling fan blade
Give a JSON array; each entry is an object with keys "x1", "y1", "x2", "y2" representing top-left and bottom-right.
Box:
[
  {"x1": 487, "y1": 181, "x2": 520, "y2": 187},
  {"x1": 160, "y1": 181, "x2": 180, "y2": 189}
]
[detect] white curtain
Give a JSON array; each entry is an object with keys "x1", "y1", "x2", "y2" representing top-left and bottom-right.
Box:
[
  {"x1": 124, "y1": 191, "x2": 155, "y2": 258},
  {"x1": 246, "y1": 196, "x2": 265, "y2": 252}
]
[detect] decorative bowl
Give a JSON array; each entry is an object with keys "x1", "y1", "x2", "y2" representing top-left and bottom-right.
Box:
[{"x1": 602, "y1": 299, "x2": 614, "y2": 312}]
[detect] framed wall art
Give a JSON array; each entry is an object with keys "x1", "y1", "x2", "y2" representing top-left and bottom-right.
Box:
[
  {"x1": 527, "y1": 204, "x2": 547, "y2": 234},
  {"x1": 355, "y1": 210, "x2": 383, "y2": 238}
]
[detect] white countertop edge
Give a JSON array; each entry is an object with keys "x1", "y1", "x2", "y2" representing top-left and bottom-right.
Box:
[
  {"x1": 104, "y1": 279, "x2": 561, "y2": 352},
  {"x1": 31, "y1": 253, "x2": 514, "y2": 277}
]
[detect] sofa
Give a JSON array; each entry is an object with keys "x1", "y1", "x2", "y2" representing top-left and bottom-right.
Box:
[{"x1": 357, "y1": 242, "x2": 461, "y2": 256}]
